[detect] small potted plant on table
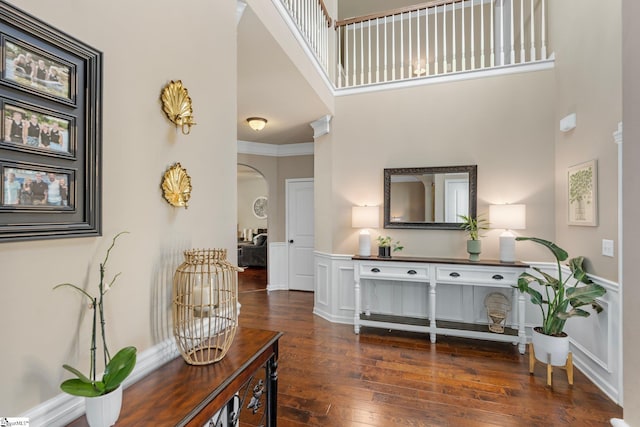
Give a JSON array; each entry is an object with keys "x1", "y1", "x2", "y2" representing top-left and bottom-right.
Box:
[
  {"x1": 376, "y1": 235, "x2": 403, "y2": 258},
  {"x1": 458, "y1": 214, "x2": 488, "y2": 261},
  {"x1": 54, "y1": 232, "x2": 137, "y2": 427}
]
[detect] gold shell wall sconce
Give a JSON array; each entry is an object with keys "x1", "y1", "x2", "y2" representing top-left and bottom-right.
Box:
[
  {"x1": 161, "y1": 80, "x2": 196, "y2": 135},
  {"x1": 162, "y1": 163, "x2": 192, "y2": 209}
]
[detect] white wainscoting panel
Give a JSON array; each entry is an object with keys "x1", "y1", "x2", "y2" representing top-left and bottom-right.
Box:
[
  {"x1": 313, "y1": 252, "x2": 354, "y2": 324},
  {"x1": 268, "y1": 242, "x2": 288, "y2": 291},
  {"x1": 315, "y1": 260, "x2": 329, "y2": 306}
]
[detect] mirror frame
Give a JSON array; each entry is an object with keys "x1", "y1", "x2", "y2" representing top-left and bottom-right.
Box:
[{"x1": 383, "y1": 165, "x2": 477, "y2": 230}]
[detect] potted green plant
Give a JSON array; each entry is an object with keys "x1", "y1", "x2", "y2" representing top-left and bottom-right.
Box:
[
  {"x1": 376, "y1": 235, "x2": 403, "y2": 258},
  {"x1": 515, "y1": 237, "x2": 606, "y2": 366},
  {"x1": 458, "y1": 214, "x2": 488, "y2": 261},
  {"x1": 54, "y1": 232, "x2": 137, "y2": 427}
]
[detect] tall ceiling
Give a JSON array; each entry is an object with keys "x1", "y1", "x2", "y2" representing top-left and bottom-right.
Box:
[
  {"x1": 236, "y1": 1, "x2": 416, "y2": 145},
  {"x1": 237, "y1": 6, "x2": 330, "y2": 145}
]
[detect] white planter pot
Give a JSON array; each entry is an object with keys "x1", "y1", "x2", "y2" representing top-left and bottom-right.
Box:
[
  {"x1": 85, "y1": 385, "x2": 123, "y2": 427},
  {"x1": 531, "y1": 327, "x2": 569, "y2": 366}
]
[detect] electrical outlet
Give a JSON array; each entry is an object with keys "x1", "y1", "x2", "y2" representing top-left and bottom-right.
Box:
[{"x1": 602, "y1": 239, "x2": 614, "y2": 257}]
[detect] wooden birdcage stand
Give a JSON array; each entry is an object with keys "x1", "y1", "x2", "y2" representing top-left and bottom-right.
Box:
[{"x1": 528, "y1": 343, "x2": 573, "y2": 387}]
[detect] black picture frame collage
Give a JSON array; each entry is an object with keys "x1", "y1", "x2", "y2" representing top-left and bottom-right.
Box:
[{"x1": 0, "y1": 1, "x2": 102, "y2": 242}]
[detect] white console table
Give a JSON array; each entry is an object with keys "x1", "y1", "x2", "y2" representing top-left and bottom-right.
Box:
[{"x1": 352, "y1": 256, "x2": 529, "y2": 354}]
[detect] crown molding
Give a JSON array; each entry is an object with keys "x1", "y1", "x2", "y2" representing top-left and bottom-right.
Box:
[{"x1": 237, "y1": 140, "x2": 314, "y2": 157}]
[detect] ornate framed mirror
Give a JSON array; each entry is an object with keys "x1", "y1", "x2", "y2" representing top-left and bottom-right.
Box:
[{"x1": 383, "y1": 165, "x2": 477, "y2": 229}]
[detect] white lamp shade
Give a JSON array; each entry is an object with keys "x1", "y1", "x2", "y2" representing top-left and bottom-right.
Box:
[
  {"x1": 352, "y1": 206, "x2": 379, "y2": 229},
  {"x1": 489, "y1": 204, "x2": 526, "y2": 230}
]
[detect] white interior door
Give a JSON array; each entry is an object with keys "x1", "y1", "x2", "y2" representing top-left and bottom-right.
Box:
[
  {"x1": 286, "y1": 179, "x2": 314, "y2": 291},
  {"x1": 444, "y1": 179, "x2": 469, "y2": 222}
]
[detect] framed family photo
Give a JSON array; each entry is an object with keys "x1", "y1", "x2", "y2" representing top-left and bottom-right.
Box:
[
  {"x1": 2, "y1": 37, "x2": 75, "y2": 104},
  {"x1": 1, "y1": 97, "x2": 75, "y2": 158},
  {"x1": 568, "y1": 160, "x2": 598, "y2": 226},
  {"x1": 1, "y1": 162, "x2": 74, "y2": 209},
  {"x1": 0, "y1": 2, "x2": 101, "y2": 242}
]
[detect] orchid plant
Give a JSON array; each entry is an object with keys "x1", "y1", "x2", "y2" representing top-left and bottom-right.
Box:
[{"x1": 54, "y1": 231, "x2": 137, "y2": 397}]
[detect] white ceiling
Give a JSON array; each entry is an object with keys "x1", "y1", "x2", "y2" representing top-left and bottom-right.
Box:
[{"x1": 237, "y1": 6, "x2": 330, "y2": 145}]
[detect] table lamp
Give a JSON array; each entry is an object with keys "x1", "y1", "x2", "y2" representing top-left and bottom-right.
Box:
[
  {"x1": 352, "y1": 206, "x2": 379, "y2": 256},
  {"x1": 489, "y1": 204, "x2": 526, "y2": 262}
]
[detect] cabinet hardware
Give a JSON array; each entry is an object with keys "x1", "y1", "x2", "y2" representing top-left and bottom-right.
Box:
[
  {"x1": 407, "y1": 270, "x2": 417, "y2": 275},
  {"x1": 449, "y1": 272, "x2": 460, "y2": 278},
  {"x1": 492, "y1": 274, "x2": 504, "y2": 280},
  {"x1": 371, "y1": 268, "x2": 380, "y2": 273}
]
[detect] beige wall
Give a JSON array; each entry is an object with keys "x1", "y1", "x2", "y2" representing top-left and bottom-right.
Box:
[
  {"x1": 0, "y1": 0, "x2": 237, "y2": 415},
  {"x1": 622, "y1": 0, "x2": 639, "y2": 422},
  {"x1": 314, "y1": 131, "x2": 334, "y2": 253},
  {"x1": 550, "y1": 0, "x2": 622, "y2": 281},
  {"x1": 238, "y1": 153, "x2": 313, "y2": 242},
  {"x1": 324, "y1": 70, "x2": 556, "y2": 260}
]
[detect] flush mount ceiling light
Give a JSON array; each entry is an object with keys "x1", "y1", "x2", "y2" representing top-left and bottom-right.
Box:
[{"x1": 247, "y1": 117, "x2": 267, "y2": 131}]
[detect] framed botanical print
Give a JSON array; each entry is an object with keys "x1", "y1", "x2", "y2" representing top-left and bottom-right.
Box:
[
  {"x1": 0, "y1": 2, "x2": 102, "y2": 242},
  {"x1": 568, "y1": 160, "x2": 598, "y2": 226}
]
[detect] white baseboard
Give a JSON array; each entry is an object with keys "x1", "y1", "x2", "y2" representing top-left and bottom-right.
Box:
[{"x1": 312, "y1": 307, "x2": 352, "y2": 325}]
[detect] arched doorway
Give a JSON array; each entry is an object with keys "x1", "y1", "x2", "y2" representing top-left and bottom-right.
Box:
[{"x1": 237, "y1": 164, "x2": 268, "y2": 290}]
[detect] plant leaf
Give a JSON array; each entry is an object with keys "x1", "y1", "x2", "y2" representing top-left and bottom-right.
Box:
[
  {"x1": 515, "y1": 237, "x2": 569, "y2": 262},
  {"x1": 62, "y1": 364, "x2": 92, "y2": 383},
  {"x1": 557, "y1": 308, "x2": 590, "y2": 320},
  {"x1": 566, "y1": 283, "x2": 606, "y2": 306},
  {"x1": 60, "y1": 379, "x2": 105, "y2": 397},
  {"x1": 568, "y1": 257, "x2": 593, "y2": 285},
  {"x1": 103, "y1": 346, "x2": 137, "y2": 392},
  {"x1": 516, "y1": 275, "x2": 544, "y2": 306},
  {"x1": 531, "y1": 267, "x2": 561, "y2": 290}
]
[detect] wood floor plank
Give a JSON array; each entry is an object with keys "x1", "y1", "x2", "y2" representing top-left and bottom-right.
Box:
[{"x1": 237, "y1": 270, "x2": 622, "y2": 426}]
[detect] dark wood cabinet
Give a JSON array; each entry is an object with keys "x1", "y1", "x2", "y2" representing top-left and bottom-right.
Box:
[{"x1": 67, "y1": 327, "x2": 282, "y2": 427}]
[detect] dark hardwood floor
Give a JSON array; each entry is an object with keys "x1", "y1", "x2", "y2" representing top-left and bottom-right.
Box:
[{"x1": 237, "y1": 268, "x2": 622, "y2": 426}]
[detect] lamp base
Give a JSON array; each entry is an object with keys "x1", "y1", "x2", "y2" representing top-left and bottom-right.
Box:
[
  {"x1": 358, "y1": 231, "x2": 371, "y2": 257},
  {"x1": 499, "y1": 231, "x2": 516, "y2": 263}
]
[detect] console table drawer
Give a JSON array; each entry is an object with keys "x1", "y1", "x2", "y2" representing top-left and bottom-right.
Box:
[
  {"x1": 436, "y1": 266, "x2": 519, "y2": 285},
  {"x1": 358, "y1": 263, "x2": 429, "y2": 280}
]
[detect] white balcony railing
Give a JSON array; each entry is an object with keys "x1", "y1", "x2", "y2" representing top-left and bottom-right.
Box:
[
  {"x1": 280, "y1": 0, "x2": 333, "y2": 71},
  {"x1": 279, "y1": 0, "x2": 548, "y2": 89}
]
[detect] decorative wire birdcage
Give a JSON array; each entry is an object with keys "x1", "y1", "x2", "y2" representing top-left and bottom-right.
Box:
[
  {"x1": 484, "y1": 292, "x2": 511, "y2": 334},
  {"x1": 172, "y1": 249, "x2": 240, "y2": 365}
]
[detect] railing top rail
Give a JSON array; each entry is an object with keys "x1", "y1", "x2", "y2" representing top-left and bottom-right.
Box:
[
  {"x1": 319, "y1": 0, "x2": 332, "y2": 27},
  {"x1": 335, "y1": 0, "x2": 466, "y2": 28}
]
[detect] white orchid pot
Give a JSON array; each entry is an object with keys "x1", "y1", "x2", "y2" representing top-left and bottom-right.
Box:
[
  {"x1": 85, "y1": 385, "x2": 122, "y2": 427},
  {"x1": 532, "y1": 327, "x2": 570, "y2": 366}
]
